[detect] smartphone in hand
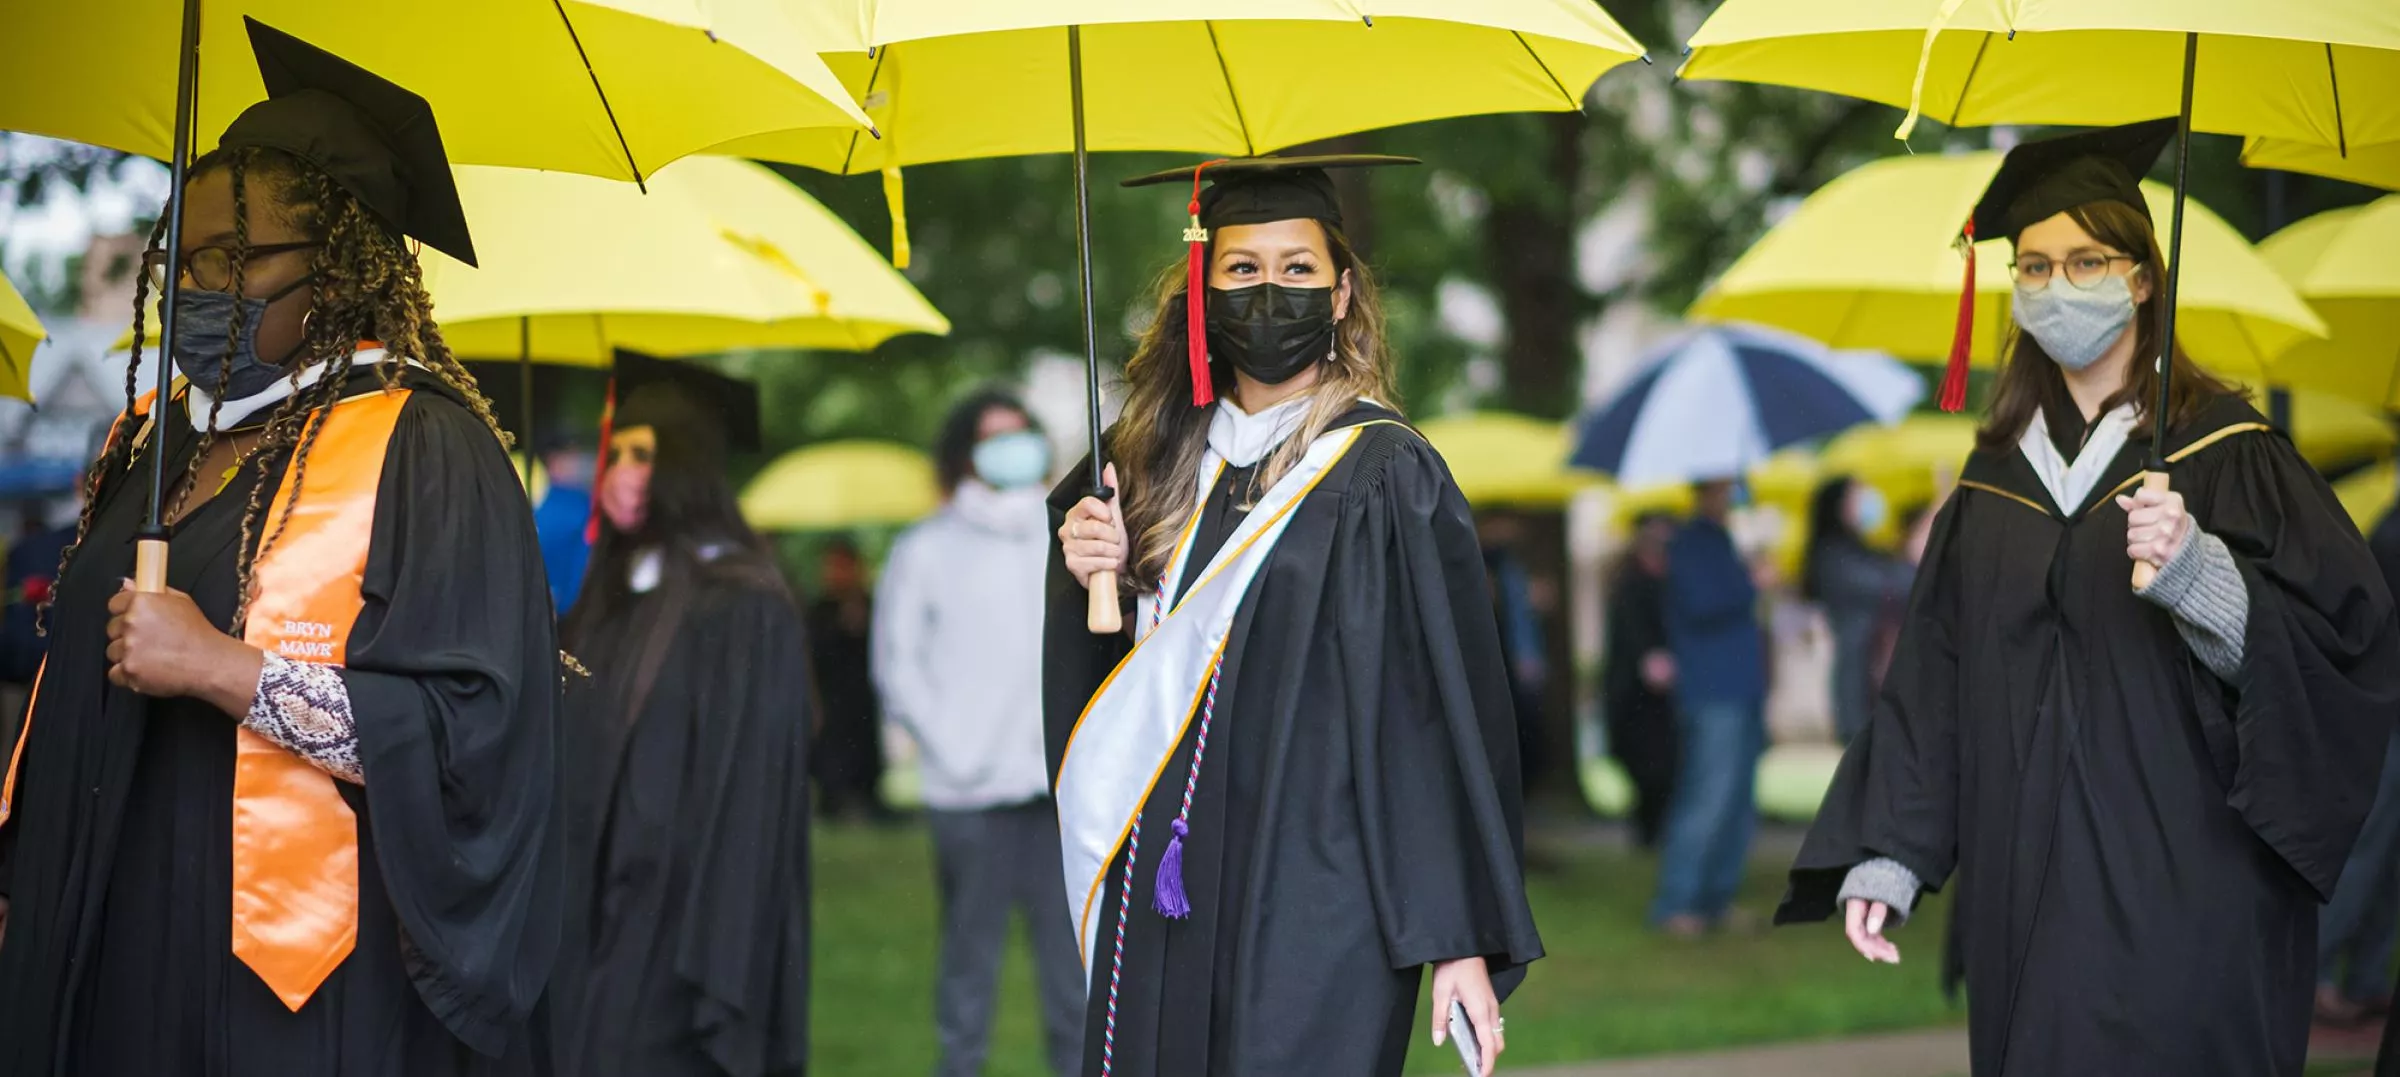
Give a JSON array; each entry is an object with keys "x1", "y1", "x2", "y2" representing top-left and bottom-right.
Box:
[{"x1": 1448, "y1": 999, "x2": 1482, "y2": 1075}]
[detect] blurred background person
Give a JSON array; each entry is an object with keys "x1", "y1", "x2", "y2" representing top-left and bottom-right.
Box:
[
  {"x1": 1651, "y1": 478, "x2": 1770, "y2": 936},
  {"x1": 1800, "y1": 477, "x2": 1916, "y2": 745},
  {"x1": 0, "y1": 505, "x2": 71, "y2": 722},
  {"x1": 1481, "y1": 511, "x2": 1551, "y2": 794},
  {"x1": 808, "y1": 536, "x2": 891, "y2": 823},
  {"x1": 1603, "y1": 510, "x2": 1680, "y2": 849},
  {"x1": 875, "y1": 388, "x2": 1082, "y2": 1077},
  {"x1": 2317, "y1": 491, "x2": 2400, "y2": 1027},
  {"x1": 535, "y1": 433, "x2": 596, "y2": 610}
]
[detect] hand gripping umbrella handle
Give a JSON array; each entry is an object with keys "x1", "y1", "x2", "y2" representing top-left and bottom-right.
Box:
[
  {"x1": 2130, "y1": 471, "x2": 2168, "y2": 591},
  {"x1": 1088, "y1": 569, "x2": 1123, "y2": 634},
  {"x1": 134, "y1": 538, "x2": 169, "y2": 594}
]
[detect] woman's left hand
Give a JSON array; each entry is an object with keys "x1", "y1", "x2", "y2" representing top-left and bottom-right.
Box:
[
  {"x1": 1431, "y1": 956, "x2": 1504, "y2": 1077},
  {"x1": 2116, "y1": 485, "x2": 2195, "y2": 570},
  {"x1": 106, "y1": 582, "x2": 264, "y2": 716}
]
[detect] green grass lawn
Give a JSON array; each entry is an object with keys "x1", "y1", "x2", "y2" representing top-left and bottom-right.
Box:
[{"x1": 812, "y1": 821, "x2": 1961, "y2": 1076}]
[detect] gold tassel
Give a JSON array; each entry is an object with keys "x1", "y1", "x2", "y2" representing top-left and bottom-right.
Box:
[{"x1": 883, "y1": 165, "x2": 911, "y2": 270}]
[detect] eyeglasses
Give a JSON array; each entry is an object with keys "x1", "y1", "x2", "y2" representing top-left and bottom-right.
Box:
[
  {"x1": 141, "y1": 242, "x2": 321, "y2": 293},
  {"x1": 2010, "y1": 251, "x2": 2141, "y2": 291}
]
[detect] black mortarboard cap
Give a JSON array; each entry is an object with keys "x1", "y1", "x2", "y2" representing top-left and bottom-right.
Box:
[
  {"x1": 608, "y1": 350, "x2": 762, "y2": 457},
  {"x1": 1119, "y1": 154, "x2": 1416, "y2": 407},
  {"x1": 1965, "y1": 119, "x2": 2174, "y2": 245},
  {"x1": 218, "y1": 18, "x2": 478, "y2": 266}
]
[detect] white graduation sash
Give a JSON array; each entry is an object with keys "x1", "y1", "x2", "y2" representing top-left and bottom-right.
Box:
[{"x1": 1053, "y1": 421, "x2": 1385, "y2": 977}]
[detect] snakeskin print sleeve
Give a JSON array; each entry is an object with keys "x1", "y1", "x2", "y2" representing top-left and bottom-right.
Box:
[{"x1": 243, "y1": 651, "x2": 364, "y2": 783}]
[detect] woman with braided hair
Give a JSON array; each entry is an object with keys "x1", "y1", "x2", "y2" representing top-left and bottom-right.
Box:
[{"x1": 0, "y1": 23, "x2": 560, "y2": 1076}]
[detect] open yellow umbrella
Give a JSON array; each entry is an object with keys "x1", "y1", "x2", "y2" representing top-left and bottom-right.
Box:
[
  {"x1": 427, "y1": 157, "x2": 951, "y2": 363},
  {"x1": 1690, "y1": 152, "x2": 2325, "y2": 386},
  {"x1": 2, "y1": 1, "x2": 869, "y2": 183},
  {"x1": 2243, "y1": 138, "x2": 2400, "y2": 191},
  {"x1": 0, "y1": 271, "x2": 43, "y2": 403},
  {"x1": 2260, "y1": 197, "x2": 2400, "y2": 408},
  {"x1": 741, "y1": 440, "x2": 942, "y2": 531},
  {"x1": 2334, "y1": 459, "x2": 2397, "y2": 533},
  {"x1": 1414, "y1": 412, "x2": 1593, "y2": 508},
  {"x1": 740, "y1": 0, "x2": 1649, "y2": 632},
  {"x1": 2285, "y1": 388, "x2": 2398, "y2": 468}
]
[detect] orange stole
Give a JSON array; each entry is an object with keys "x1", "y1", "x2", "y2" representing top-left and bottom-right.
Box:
[{"x1": 232, "y1": 386, "x2": 411, "y2": 1011}]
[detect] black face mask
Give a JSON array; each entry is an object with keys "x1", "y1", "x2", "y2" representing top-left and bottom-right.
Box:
[{"x1": 1204, "y1": 283, "x2": 1336, "y2": 386}]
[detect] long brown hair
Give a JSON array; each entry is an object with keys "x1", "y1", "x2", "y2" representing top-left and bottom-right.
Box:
[
  {"x1": 1975, "y1": 200, "x2": 2239, "y2": 453},
  {"x1": 51, "y1": 147, "x2": 507, "y2": 632},
  {"x1": 1111, "y1": 221, "x2": 1397, "y2": 596}
]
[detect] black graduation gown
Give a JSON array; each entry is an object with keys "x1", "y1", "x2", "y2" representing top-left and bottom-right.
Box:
[
  {"x1": 556, "y1": 564, "x2": 812, "y2": 1077},
  {"x1": 1042, "y1": 406, "x2": 1543, "y2": 1077},
  {"x1": 0, "y1": 369, "x2": 562, "y2": 1076},
  {"x1": 804, "y1": 594, "x2": 884, "y2": 815},
  {"x1": 1779, "y1": 394, "x2": 2400, "y2": 1076},
  {"x1": 1602, "y1": 564, "x2": 1678, "y2": 846}
]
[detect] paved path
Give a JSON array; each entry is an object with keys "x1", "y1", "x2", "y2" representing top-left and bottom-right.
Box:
[{"x1": 1519, "y1": 1028, "x2": 1968, "y2": 1077}]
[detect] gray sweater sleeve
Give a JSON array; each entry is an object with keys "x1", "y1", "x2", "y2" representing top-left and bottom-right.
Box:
[
  {"x1": 1836, "y1": 857, "x2": 1921, "y2": 924},
  {"x1": 2136, "y1": 529, "x2": 2248, "y2": 681}
]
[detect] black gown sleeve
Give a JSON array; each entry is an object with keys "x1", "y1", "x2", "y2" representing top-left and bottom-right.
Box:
[
  {"x1": 1779, "y1": 495, "x2": 1967, "y2": 923},
  {"x1": 2194, "y1": 433, "x2": 2400, "y2": 899},
  {"x1": 1043, "y1": 457, "x2": 1132, "y2": 784},
  {"x1": 340, "y1": 391, "x2": 562, "y2": 1056},
  {"x1": 1333, "y1": 433, "x2": 1544, "y2": 994},
  {"x1": 672, "y1": 584, "x2": 814, "y2": 1077}
]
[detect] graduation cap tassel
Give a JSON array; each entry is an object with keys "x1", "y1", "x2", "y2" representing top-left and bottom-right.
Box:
[
  {"x1": 1151, "y1": 818, "x2": 1191, "y2": 919},
  {"x1": 585, "y1": 379, "x2": 615, "y2": 546},
  {"x1": 1938, "y1": 219, "x2": 1975, "y2": 413},
  {"x1": 1184, "y1": 162, "x2": 1219, "y2": 408}
]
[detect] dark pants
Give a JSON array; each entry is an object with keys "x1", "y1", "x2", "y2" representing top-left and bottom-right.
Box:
[
  {"x1": 1650, "y1": 699, "x2": 1763, "y2": 923},
  {"x1": 929, "y1": 800, "x2": 1085, "y2": 1077},
  {"x1": 2324, "y1": 731, "x2": 2400, "y2": 1002}
]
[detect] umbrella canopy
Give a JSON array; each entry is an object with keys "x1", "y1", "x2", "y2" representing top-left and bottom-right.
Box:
[
  {"x1": 1689, "y1": 152, "x2": 2326, "y2": 385},
  {"x1": 740, "y1": 440, "x2": 942, "y2": 531},
  {"x1": 1571, "y1": 324, "x2": 1922, "y2": 486},
  {"x1": 2242, "y1": 137, "x2": 2400, "y2": 191},
  {"x1": 2260, "y1": 197, "x2": 2400, "y2": 408},
  {"x1": 1414, "y1": 412, "x2": 1591, "y2": 509},
  {"x1": 2285, "y1": 387, "x2": 2399, "y2": 469},
  {"x1": 1681, "y1": 0, "x2": 2400, "y2": 150},
  {"x1": 429, "y1": 158, "x2": 951, "y2": 363},
  {"x1": 726, "y1": 2, "x2": 1646, "y2": 171},
  {"x1": 0, "y1": 271, "x2": 42, "y2": 402},
  {"x1": 2334, "y1": 459, "x2": 2398, "y2": 533},
  {"x1": 0, "y1": 0, "x2": 869, "y2": 182}
]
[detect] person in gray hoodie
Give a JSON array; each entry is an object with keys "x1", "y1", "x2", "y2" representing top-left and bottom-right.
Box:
[{"x1": 875, "y1": 389, "x2": 1082, "y2": 1077}]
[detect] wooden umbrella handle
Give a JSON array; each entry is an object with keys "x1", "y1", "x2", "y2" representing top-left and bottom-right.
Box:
[
  {"x1": 133, "y1": 537, "x2": 170, "y2": 594},
  {"x1": 1088, "y1": 569, "x2": 1123, "y2": 634},
  {"x1": 2130, "y1": 471, "x2": 2169, "y2": 590}
]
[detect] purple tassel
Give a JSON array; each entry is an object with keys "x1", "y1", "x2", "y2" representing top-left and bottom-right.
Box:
[{"x1": 1151, "y1": 818, "x2": 1191, "y2": 919}]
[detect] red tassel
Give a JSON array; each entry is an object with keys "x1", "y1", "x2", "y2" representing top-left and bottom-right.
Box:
[
  {"x1": 1184, "y1": 161, "x2": 1224, "y2": 408},
  {"x1": 1939, "y1": 218, "x2": 1976, "y2": 413},
  {"x1": 585, "y1": 380, "x2": 615, "y2": 545}
]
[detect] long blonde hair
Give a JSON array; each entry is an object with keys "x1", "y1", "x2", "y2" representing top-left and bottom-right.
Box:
[{"x1": 1111, "y1": 222, "x2": 1398, "y2": 595}]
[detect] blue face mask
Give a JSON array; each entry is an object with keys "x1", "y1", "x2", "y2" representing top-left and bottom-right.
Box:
[
  {"x1": 1850, "y1": 485, "x2": 1889, "y2": 534},
  {"x1": 167, "y1": 279, "x2": 313, "y2": 401},
  {"x1": 972, "y1": 431, "x2": 1051, "y2": 490}
]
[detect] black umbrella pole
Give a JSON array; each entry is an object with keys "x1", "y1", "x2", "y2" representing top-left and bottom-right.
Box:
[
  {"x1": 1069, "y1": 25, "x2": 1121, "y2": 634},
  {"x1": 2133, "y1": 30, "x2": 2199, "y2": 592},
  {"x1": 135, "y1": 0, "x2": 207, "y2": 594}
]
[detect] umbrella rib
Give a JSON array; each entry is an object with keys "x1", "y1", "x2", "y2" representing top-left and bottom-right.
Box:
[
  {"x1": 1947, "y1": 33, "x2": 1995, "y2": 129},
  {"x1": 1204, "y1": 22, "x2": 1256, "y2": 155},
  {"x1": 2325, "y1": 44, "x2": 2348, "y2": 157},
  {"x1": 549, "y1": 0, "x2": 648, "y2": 190},
  {"x1": 1512, "y1": 31, "x2": 1579, "y2": 112},
  {"x1": 841, "y1": 47, "x2": 892, "y2": 176}
]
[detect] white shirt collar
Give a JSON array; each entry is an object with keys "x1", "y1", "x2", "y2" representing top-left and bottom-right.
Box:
[
  {"x1": 628, "y1": 542, "x2": 730, "y2": 594},
  {"x1": 2020, "y1": 403, "x2": 2138, "y2": 512},
  {"x1": 1206, "y1": 395, "x2": 1313, "y2": 468},
  {"x1": 184, "y1": 347, "x2": 395, "y2": 432}
]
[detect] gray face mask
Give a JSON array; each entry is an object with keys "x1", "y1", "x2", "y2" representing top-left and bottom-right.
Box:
[
  {"x1": 169, "y1": 278, "x2": 312, "y2": 401},
  {"x1": 2013, "y1": 273, "x2": 2136, "y2": 372}
]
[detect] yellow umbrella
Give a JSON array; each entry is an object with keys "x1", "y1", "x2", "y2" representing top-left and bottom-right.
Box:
[
  {"x1": 731, "y1": 4, "x2": 1647, "y2": 174},
  {"x1": 1, "y1": 1, "x2": 869, "y2": 183},
  {"x1": 741, "y1": 440, "x2": 942, "y2": 531},
  {"x1": 1414, "y1": 412, "x2": 1593, "y2": 508},
  {"x1": 2243, "y1": 138, "x2": 2400, "y2": 191},
  {"x1": 2334, "y1": 459, "x2": 2397, "y2": 533},
  {"x1": 1681, "y1": 1, "x2": 2400, "y2": 150},
  {"x1": 2260, "y1": 197, "x2": 2400, "y2": 408},
  {"x1": 1819, "y1": 413, "x2": 1979, "y2": 511},
  {"x1": 0, "y1": 270, "x2": 43, "y2": 403},
  {"x1": 427, "y1": 157, "x2": 951, "y2": 364},
  {"x1": 2285, "y1": 388, "x2": 2398, "y2": 469},
  {"x1": 1690, "y1": 152, "x2": 2325, "y2": 386}
]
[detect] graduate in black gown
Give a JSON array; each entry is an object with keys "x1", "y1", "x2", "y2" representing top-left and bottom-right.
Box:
[
  {"x1": 1778, "y1": 120, "x2": 2400, "y2": 1076},
  {"x1": 0, "y1": 21, "x2": 560, "y2": 1075},
  {"x1": 556, "y1": 355, "x2": 812, "y2": 1077},
  {"x1": 1046, "y1": 156, "x2": 1541, "y2": 1077}
]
